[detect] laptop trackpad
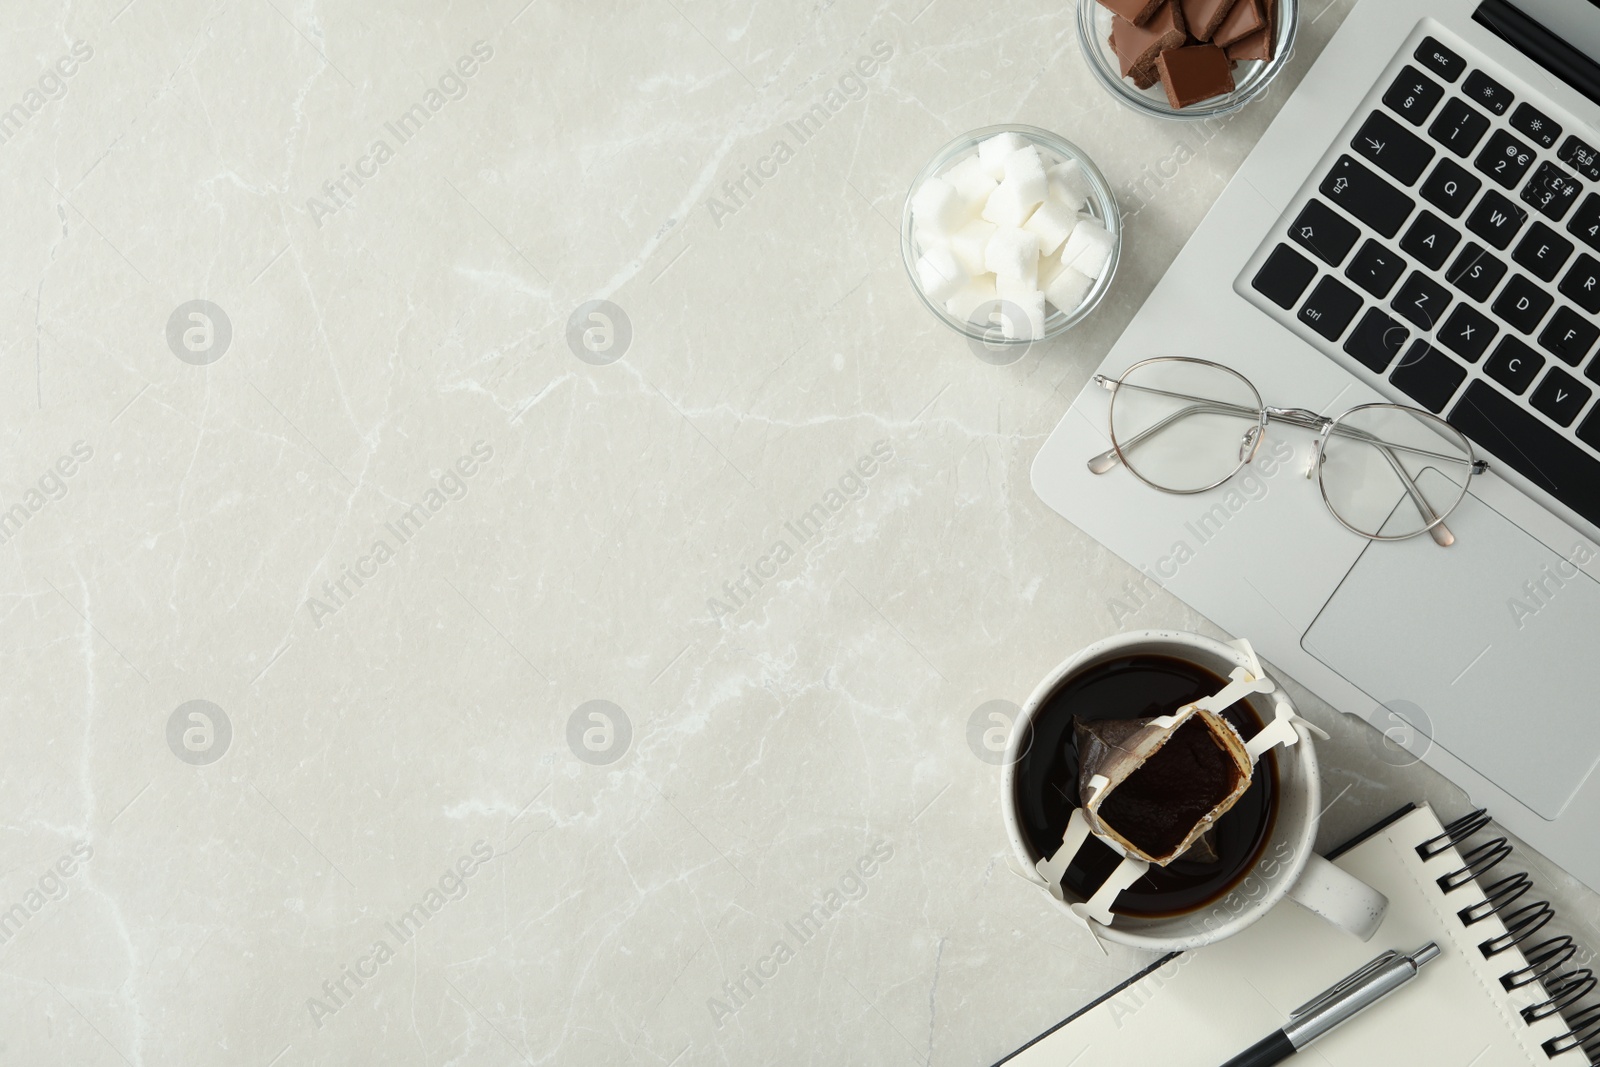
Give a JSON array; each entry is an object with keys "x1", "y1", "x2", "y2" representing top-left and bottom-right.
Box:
[{"x1": 1303, "y1": 473, "x2": 1600, "y2": 820}]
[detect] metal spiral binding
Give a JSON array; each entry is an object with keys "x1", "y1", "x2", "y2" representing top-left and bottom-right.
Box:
[
  {"x1": 1542, "y1": 1003, "x2": 1600, "y2": 1061},
  {"x1": 1433, "y1": 809, "x2": 1600, "y2": 1064},
  {"x1": 1481, "y1": 901, "x2": 1555, "y2": 958},
  {"x1": 1504, "y1": 937, "x2": 1579, "y2": 991},
  {"x1": 1526, "y1": 971, "x2": 1599, "y2": 1024},
  {"x1": 1417, "y1": 807, "x2": 1491, "y2": 859},
  {"x1": 1437, "y1": 837, "x2": 1512, "y2": 892},
  {"x1": 1461, "y1": 871, "x2": 1533, "y2": 927}
]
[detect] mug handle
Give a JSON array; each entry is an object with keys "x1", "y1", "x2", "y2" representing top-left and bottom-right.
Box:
[{"x1": 1284, "y1": 853, "x2": 1389, "y2": 941}]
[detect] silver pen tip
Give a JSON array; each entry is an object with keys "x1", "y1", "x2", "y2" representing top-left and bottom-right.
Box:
[{"x1": 1410, "y1": 942, "x2": 1441, "y2": 967}]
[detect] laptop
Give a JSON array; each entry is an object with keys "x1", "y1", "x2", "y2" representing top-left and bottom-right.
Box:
[{"x1": 1033, "y1": 0, "x2": 1600, "y2": 890}]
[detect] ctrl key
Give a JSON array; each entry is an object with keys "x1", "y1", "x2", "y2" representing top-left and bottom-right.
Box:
[
  {"x1": 1252, "y1": 244, "x2": 1318, "y2": 309},
  {"x1": 1298, "y1": 276, "x2": 1363, "y2": 340}
]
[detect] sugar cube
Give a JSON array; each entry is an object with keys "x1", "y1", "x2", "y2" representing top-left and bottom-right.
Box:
[
  {"x1": 1038, "y1": 251, "x2": 1067, "y2": 291},
  {"x1": 996, "y1": 269, "x2": 1040, "y2": 301},
  {"x1": 1023, "y1": 199, "x2": 1079, "y2": 257},
  {"x1": 911, "y1": 176, "x2": 966, "y2": 236},
  {"x1": 945, "y1": 155, "x2": 998, "y2": 213},
  {"x1": 984, "y1": 226, "x2": 1041, "y2": 280},
  {"x1": 915, "y1": 246, "x2": 967, "y2": 303},
  {"x1": 1003, "y1": 146, "x2": 1049, "y2": 207},
  {"x1": 1060, "y1": 219, "x2": 1115, "y2": 279},
  {"x1": 948, "y1": 219, "x2": 997, "y2": 276},
  {"x1": 1000, "y1": 290, "x2": 1047, "y2": 340},
  {"x1": 981, "y1": 179, "x2": 1039, "y2": 227},
  {"x1": 1048, "y1": 160, "x2": 1095, "y2": 210},
  {"x1": 1045, "y1": 265, "x2": 1095, "y2": 314},
  {"x1": 978, "y1": 132, "x2": 1029, "y2": 178},
  {"x1": 945, "y1": 275, "x2": 998, "y2": 324}
]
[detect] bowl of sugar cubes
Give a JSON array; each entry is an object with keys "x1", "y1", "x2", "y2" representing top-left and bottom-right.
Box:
[
  {"x1": 1077, "y1": 0, "x2": 1297, "y2": 118},
  {"x1": 902, "y1": 125, "x2": 1121, "y2": 347}
]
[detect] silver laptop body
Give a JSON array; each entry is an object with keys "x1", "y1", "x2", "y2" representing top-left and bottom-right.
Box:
[{"x1": 1034, "y1": 0, "x2": 1600, "y2": 888}]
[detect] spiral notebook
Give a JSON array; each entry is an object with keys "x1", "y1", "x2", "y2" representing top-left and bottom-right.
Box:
[{"x1": 998, "y1": 804, "x2": 1599, "y2": 1066}]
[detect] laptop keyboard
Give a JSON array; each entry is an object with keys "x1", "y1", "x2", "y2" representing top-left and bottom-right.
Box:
[{"x1": 1239, "y1": 31, "x2": 1600, "y2": 530}]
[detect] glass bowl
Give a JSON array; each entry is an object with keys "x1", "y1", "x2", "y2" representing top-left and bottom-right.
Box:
[
  {"x1": 900, "y1": 124, "x2": 1122, "y2": 346},
  {"x1": 1076, "y1": 0, "x2": 1298, "y2": 120}
]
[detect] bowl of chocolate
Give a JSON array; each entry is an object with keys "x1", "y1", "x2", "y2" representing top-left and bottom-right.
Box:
[{"x1": 1077, "y1": 0, "x2": 1297, "y2": 118}]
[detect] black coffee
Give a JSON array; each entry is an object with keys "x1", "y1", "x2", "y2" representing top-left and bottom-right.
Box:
[{"x1": 1012, "y1": 653, "x2": 1277, "y2": 918}]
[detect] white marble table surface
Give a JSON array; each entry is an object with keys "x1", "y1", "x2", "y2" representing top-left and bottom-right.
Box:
[{"x1": 4, "y1": 1, "x2": 1597, "y2": 1064}]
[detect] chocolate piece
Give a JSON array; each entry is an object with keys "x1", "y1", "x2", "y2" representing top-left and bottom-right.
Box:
[
  {"x1": 1179, "y1": 0, "x2": 1240, "y2": 42},
  {"x1": 1110, "y1": 2, "x2": 1187, "y2": 80},
  {"x1": 1095, "y1": 0, "x2": 1168, "y2": 26},
  {"x1": 1213, "y1": 0, "x2": 1264, "y2": 48},
  {"x1": 1225, "y1": 0, "x2": 1276, "y2": 60},
  {"x1": 1157, "y1": 44, "x2": 1235, "y2": 108}
]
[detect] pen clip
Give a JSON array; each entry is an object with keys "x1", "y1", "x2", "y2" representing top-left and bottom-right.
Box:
[{"x1": 1289, "y1": 951, "x2": 1400, "y2": 1018}]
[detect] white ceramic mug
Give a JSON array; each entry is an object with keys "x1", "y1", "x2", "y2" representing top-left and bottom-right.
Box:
[{"x1": 1000, "y1": 629, "x2": 1388, "y2": 952}]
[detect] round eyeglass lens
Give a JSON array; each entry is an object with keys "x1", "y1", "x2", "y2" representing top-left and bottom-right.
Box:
[
  {"x1": 1317, "y1": 404, "x2": 1474, "y2": 539},
  {"x1": 1108, "y1": 358, "x2": 1264, "y2": 493}
]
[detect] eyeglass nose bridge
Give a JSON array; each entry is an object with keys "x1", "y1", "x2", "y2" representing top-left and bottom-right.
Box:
[{"x1": 1264, "y1": 405, "x2": 1333, "y2": 428}]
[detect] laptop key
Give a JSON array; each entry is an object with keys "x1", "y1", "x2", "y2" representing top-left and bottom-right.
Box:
[
  {"x1": 1463, "y1": 70, "x2": 1513, "y2": 115},
  {"x1": 1345, "y1": 239, "x2": 1406, "y2": 297},
  {"x1": 1391, "y1": 270, "x2": 1452, "y2": 330},
  {"x1": 1560, "y1": 253, "x2": 1600, "y2": 312},
  {"x1": 1298, "y1": 276, "x2": 1363, "y2": 340},
  {"x1": 1420, "y1": 158, "x2": 1481, "y2": 218},
  {"x1": 1474, "y1": 129, "x2": 1535, "y2": 189},
  {"x1": 1512, "y1": 222, "x2": 1574, "y2": 281},
  {"x1": 1352, "y1": 111, "x2": 1435, "y2": 185},
  {"x1": 1343, "y1": 308, "x2": 1409, "y2": 372},
  {"x1": 1559, "y1": 135, "x2": 1600, "y2": 182},
  {"x1": 1484, "y1": 336, "x2": 1545, "y2": 394},
  {"x1": 1251, "y1": 244, "x2": 1318, "y2": 309},
  {"x1": 1509, "y1": 103, "x2": 1561, "y2": 150},
  {"x1": 1415, "y1": 37, "x2": 1465, "y2": 82},
  {"x1": 1452, "y1": 381, "x2": 1600, "y2": 528},
  {"x1": 1530, "y1": 368, "x2": 1593, "y2": 427},
  {"x1": 1383, "y1": 65, "x2": 1445, "y2": 126},
  {"x1": 1399, "y1": 210, "x2": 1460, "y2": 269},
  {"x1": 1492, "y1": 275, "x2": 1555, "y2": 334},
  {"x1": 1320, "y1": 156, "x2": 1415, "y2": 237},
  {"x1": 1289, "y1": 199, "x2": 1359, "y2": 266},
  {"x1": 1466, "y1": 190, "x2": 1528, "y2": 249},
  {"x1": 1567, "y1": 193, "x2": 1600, "y2": 252},
  {"x1": 1428, "y1": 99, "x2": 1490, "y2": 157},
  {"x1": 1521, "y1": 161, "x2": 1583, "y2": 222},
  {"x1": 1438, "y1": 304, "x2": 1497, "y2": 362},
  {"x1": 1445, "y1": 242, "x2": 1507, "y2": 300},
  {"x1": 1579, "y1": 408, "x2": 1600, "y2": 452},
  {"x1": 1541, "y1": 307, "x2": 1599, "y2": 366},
  {"x1": 1390, "y1": 340, "x2": 1467, "y2": 412}
]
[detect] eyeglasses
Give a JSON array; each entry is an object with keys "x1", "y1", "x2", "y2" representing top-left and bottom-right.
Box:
[{"x1": 1086, "y1": 357, "x2": 1490, "y2": 546}]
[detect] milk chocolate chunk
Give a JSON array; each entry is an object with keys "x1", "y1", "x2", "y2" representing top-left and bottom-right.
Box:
[
  {"x1": 1088, "y1": 715, "x2": 1243, "y2": 859},
  {"x1": 1179, "y1": 0, "x2": 1240, "y2": 42},
  {"x1": 1095, "y1": 0, "x2": 1169, "y2": 26},
  {"x1": 1213, "y1": 0, "x2": 1264, "y2": 48},
  {"x1": 1225, "y1": 0, "x2": 1275, "y2": 60},
  {"x1": 1110, "y1": 2, "x2": 1187, "y2": 80},
  {"x1": 1157, "y1": 44, "x2": 1235, "y2": 108}
]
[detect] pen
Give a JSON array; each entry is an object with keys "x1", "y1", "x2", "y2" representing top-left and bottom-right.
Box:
[{"x1": 1219, "y1": 941, "x2": 1441, "y2": 1067}]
